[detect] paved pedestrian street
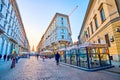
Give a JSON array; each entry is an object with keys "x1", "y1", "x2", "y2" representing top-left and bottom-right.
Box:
[{"x1": 0, "y1": 57, "x2": 120, "y2": 80}]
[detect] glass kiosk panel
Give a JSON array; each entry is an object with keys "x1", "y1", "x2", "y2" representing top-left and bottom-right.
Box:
[
  {"x1": 66, "y1": 51, "x2": 70, "y2": 64},
  {"x1": 100, "y1": 53, "x2": 110, "y2": 66},
  {"x1": 60, "y1": 51, "x2": 65, "y2": 62},
  {"x1": 79, "y1": 48, "x2": 88, "y2": 68},
  {"x1": 99, "y1": 48, "x2": 110, "y2": 66},
  {"x1": 71, "y1": 49, "x2": 77, "y2": 66},
  {"x1": 88, "y1": 48, "x2": 100, "y2": 68}
]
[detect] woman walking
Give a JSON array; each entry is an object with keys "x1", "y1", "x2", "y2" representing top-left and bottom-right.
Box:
[{"x1": 11, "y1": 56, "x2": 16, "y2": 69}]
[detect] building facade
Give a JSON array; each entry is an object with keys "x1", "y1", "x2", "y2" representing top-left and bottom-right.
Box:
[
  {"x1": 78, "y1": 0, "x2": 120, "y2": 62},
  {"x1": 37, "y1": 35, "x2": 45, "y2": 53},
  {"x1": 0, "y1": 0, "x2": 30, "y2": 58},
  {"x1": 37, "y1": 13, "x2": 73, "y2": 53}
]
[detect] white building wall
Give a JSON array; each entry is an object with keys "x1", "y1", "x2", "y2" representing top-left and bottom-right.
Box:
[
  {"x1": 42, "y1": 13, "x2": 73, "y2": 50},
  {"x1": 0, "y1": 0, "x2": 29, "y2": 57}
]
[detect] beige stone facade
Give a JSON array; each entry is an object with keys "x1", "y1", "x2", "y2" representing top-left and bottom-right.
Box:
[{"x1": 78, "y1": 0, "x2": 120, "y2": 61}]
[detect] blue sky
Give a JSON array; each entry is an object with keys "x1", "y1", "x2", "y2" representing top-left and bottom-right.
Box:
[{"x1": 16, "y1": 0, "x2": 89, "y2": 50}]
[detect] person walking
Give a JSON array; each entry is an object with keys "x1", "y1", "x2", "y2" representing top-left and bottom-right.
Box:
[
  {"x1": 7, "y1": 55, "x2": 10, "y2": 61},
  {"x1": 11, "y1": 56, "x2": 16, "y2": 69},
  {"x1": 55, "y1": 52, "x2": 60, "y2": 65},
  {"x1": 11, "y1": 51, "x2": 16, "y2": 69},
  {"x1": 3, "y1": 54, "x2": 7, "y2": 61},
  {"x1": 36, "y1": 54, "x2": 39, "y2": 60},
  {"x1": 15, "y1": 56, "x2": 19, "y2": 63},
  {"x1": 0, "y1": 54, "x2": 2, "y2": 60}
]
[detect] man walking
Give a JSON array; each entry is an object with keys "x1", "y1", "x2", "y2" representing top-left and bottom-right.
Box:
[
  {"x1": 0, "y1": 54, "x2": 2, "y2": 60},
  {"x1": 3, "y1": 54, "x2": 7, "y2": 61},
  {"x1": 36, "y1": 54, "x2": 39, "y2": 60},
  {"x1": 55, "y1": 52, "x2": 60, "y2": 65}
]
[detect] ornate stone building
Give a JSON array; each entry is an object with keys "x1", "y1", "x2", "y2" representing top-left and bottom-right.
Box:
[
  {"x1": 0, "y1": 0, "x2": 30, "y2": 58},
  {"x1": 37, "y1": 13, "x2": 73, "y2": 53},
  {"x1": 78, "y1": 0, "x2": 120, "y2": 62}
]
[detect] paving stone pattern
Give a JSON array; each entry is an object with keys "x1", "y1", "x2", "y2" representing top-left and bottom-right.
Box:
[{"x1": 0, "y1": 57, "x2": 120, "y2": 80}]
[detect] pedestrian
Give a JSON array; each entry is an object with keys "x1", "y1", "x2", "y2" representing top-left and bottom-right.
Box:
[
  {"x1": 3, "y1": 54, "x2": 7, "y2": 61},
  {"x1": 11, "y1": 56, "x2": 16, "y2": 69},
  {"x1": 7, "y1": 55, "x2": 10, "y2": 61},
  {"x1": 15, "y1": 56, "x2": 19, "y2": 63},
  {"x1": 11, "y1": 51, "x2": 16, "y2": 69},
  {"x1": 55, "y1": 52, "x2": 60, "y2": 65},
  {"x1": 36, "y1": 54, "x2": 39, "y2": 60},
  {"x1": 0, "y1": 54, "x2": 2, "y2": 60},
  {"x1": 28, "y1": 54, "x2": 30, "y2": 58},
  {"x1": 45, "y1": 55, "x2": 47, "y2": 59}
]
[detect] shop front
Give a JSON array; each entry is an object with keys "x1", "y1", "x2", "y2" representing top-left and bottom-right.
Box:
[{"x1": 58, "y1": 43, "x2": 112, "y2": 71}]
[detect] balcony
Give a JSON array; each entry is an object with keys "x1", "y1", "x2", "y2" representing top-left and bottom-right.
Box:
[
  {"x1": 58, "y1": 39, "x2": 71, "y2": 43},
  {"x1": 51, "y1": 40, "x2": 57, "y2": 45},
  {"x1": 9, "y1": 36, "x2": 18, "y2": 44}
]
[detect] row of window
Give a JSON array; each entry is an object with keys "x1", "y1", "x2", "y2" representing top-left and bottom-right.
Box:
[
  {"x1": 93, "y1": 34, "x2": 111, "y2": 47},
  {"x1": 86, "y1": 7, "x2": 106, "y2": 38},
  {"x1": 0, "y1": 0, "x2": 27, "y2": 46},
  {"x1": 44, "y1": 16, "x2": 71, "y2": 47},
  {"x1": 83, "y1": 5, "x2": 112, "y2": 46},
  {"x1": 45, "y1": 16, "x2": 67, "y2": 40}
]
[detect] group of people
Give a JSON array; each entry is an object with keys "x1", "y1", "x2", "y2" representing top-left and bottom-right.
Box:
[
  {"x1": 0, "y1": 51, "x2": 19, "y2": 69},
  {"x1": 1, "y1": 51, "x2": 61, "y2": 67},
  {"x1": 36, "y1": 54, "x2": 51, "y2": 61},
  {"x1": 4, "y1": 54, "x2": 11, "y2": 61},
  {"x1": 0, "y1": 54, "x2": 11, "y2": 61},
  {"x1": 35, "y1": 52, "x2": 60, "y2": 65},
  {"x1": 10, "y1": 51, "x2": 19, "y2": 69}
]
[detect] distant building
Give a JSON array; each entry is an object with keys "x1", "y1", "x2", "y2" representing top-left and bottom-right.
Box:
[
  {"x1": 36, "y1": 35, "x2": 45, "y2": 53},
  {"x1": 78, "y1": 0, "x2": 120, "y2": 62},
  {"x1": 32, "y1": 45, "x2": 35, "y2": 52},
  {"x1": 37, "y1": 13, "x2": 73, "y2": 52},
  {"x1": 0, "y1": 0, "x2": 30, "y2": 58}
]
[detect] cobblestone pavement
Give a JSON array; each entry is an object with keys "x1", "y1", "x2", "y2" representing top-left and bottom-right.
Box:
[{"x1": 0, "y1": 57, "x2": 120, "y2": 80}]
